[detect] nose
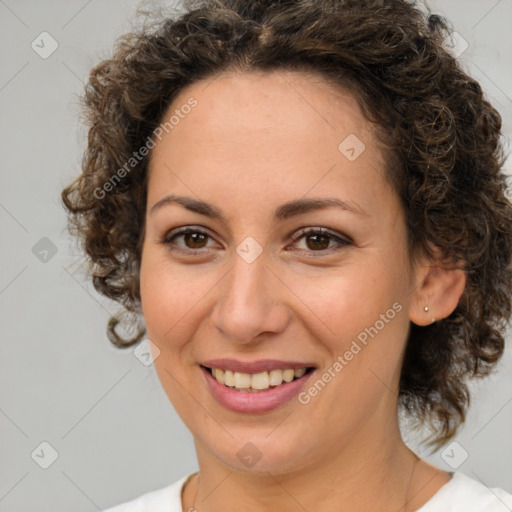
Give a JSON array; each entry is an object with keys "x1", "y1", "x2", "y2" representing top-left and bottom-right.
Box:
[{"x1": 210, "y1": 250, "x2": 291, "y2": 345}]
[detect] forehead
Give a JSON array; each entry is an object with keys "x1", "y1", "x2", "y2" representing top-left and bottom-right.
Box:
[
  {"x1": 156, "y1": 69, "x2": 371, "y2": 152},
  {"x1": 147, "y1": 70, "x2": 393, "y2": 218}
]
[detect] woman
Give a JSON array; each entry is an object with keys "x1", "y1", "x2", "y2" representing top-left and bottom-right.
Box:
[{"x1": 61, "y1": 0, "x2": 512, "y2": 510}]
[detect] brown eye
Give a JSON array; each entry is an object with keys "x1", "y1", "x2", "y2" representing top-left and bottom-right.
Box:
[
  {"x1": 183, "y1": 232, "x2": 208, "y2": 248},
  {"x1": 305, "y1": 233, "x2": 330, "y2": 250},
  {"x1": 291, "y1": 228, "x2": 352, "y2": 253},
  {"x1": 162, "y1": 227, "x2": 218, "y2": 252}
]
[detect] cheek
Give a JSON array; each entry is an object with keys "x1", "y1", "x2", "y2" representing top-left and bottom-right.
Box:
[
  {"x1": 140, "y1": 250, "x2": 190, "y2": 344},
  {"x1": 139, "y1": 251, "x2": 205, "y2": 412},
  {"x1": 139, "y1": 249, "x2": 220, "y2": 354},
  {"x1": 289, "y1": 258, "x2": 407, "y2": 339},
  {"x1": 288, "y1": 254, "x2": 411, "y2": 402}
]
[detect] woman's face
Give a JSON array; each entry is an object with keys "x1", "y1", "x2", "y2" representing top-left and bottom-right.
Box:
[{"x1": 140, "y1": 70, "x2": 422, "y2": 474}]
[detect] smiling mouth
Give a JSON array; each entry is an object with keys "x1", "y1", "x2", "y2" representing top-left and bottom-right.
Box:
[{"x1": 202, "y1": 366, "x2": 315, "y2": 392}]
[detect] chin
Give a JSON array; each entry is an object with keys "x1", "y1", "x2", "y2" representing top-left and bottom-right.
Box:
[{"x1": 197, "y1": 426, "x2": 321, "y2": 476}]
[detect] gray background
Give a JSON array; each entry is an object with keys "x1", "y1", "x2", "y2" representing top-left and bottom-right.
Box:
[{"x1": 0, "y1": 1, "x2": 511, "y2": 511}]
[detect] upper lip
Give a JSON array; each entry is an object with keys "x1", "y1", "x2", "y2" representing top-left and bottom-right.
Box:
[{"x1": 201, "y1": 359, "x2": 316, "y2": 374}]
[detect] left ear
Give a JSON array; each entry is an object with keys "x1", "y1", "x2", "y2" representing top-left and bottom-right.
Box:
[{"x1": 409, "y1": 262, "x2": 466, "y2": 327}]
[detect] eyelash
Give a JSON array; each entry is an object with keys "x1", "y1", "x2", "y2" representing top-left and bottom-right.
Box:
[{"x1": 160, "y1": 226, "x2": 352, "y2": 256}]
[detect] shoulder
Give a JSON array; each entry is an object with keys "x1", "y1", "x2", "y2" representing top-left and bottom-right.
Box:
[
  {"x1": 418, "y1": 471, "x2": 512, "y2": 512},
  {"x1": 101, "y1": 473, "x2": 193, "y2": 512}
]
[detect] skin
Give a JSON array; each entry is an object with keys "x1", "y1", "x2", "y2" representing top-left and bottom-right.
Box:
[{"x1": 139, "y1": 70, "x2": 466, "y2": 511}]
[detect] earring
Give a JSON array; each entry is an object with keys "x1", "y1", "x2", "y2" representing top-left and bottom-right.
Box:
[{"x1": 424, "y1": 306, "x2": 435, "y2": 324}]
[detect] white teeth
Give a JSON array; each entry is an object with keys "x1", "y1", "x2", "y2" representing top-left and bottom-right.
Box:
[
  {"x1": 234, "y1": 372, "x2": 251, "y2": 389},
  {"x1": 224, "y1": 370, "x2": 235, "y2": 387},
  {"x1": 294, "y1": 368, "x2": 306, "y2": 378},
  {"x1": 209, "y1": 367, "x2": 309, "y2": 391},
  {"x1": 251, "y1": 371, "x2": 270, "y2": 390},
  {"x1": 283, "y1": 369, "x2": 295, "y2": 382},
  {"x1": 269, "y1": 369, "x2": 283, "y2": 386},
  {"x1": 213, "y1": 368, "x2": 225, "y2": 384}
]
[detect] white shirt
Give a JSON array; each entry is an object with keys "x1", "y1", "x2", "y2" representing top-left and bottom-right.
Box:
[{"x1": 102, "y1": 471, "x2": 512, "y2": 511}]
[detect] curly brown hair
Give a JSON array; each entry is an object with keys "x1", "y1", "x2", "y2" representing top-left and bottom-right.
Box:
[{"x1": 61, "y1": 0, "x2": 512, "y2": 449}]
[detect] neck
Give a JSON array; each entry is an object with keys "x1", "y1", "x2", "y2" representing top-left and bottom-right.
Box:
[{"x1": 186, "y1": 416, "x2": 425, "y2": 512}]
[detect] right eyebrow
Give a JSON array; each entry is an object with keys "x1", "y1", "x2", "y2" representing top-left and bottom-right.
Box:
[{"x1": 149, "y1": 194, "x2": 224, "y2": 219}]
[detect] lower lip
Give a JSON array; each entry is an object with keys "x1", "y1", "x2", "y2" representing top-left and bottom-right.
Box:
[{"x1": 201, "y1": 366, "x2": 315, "y2": 413}]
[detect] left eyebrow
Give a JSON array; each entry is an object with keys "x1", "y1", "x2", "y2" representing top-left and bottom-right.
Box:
[{"x1": 274, "y1": 197, "x2": 368, "y2": 219}]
